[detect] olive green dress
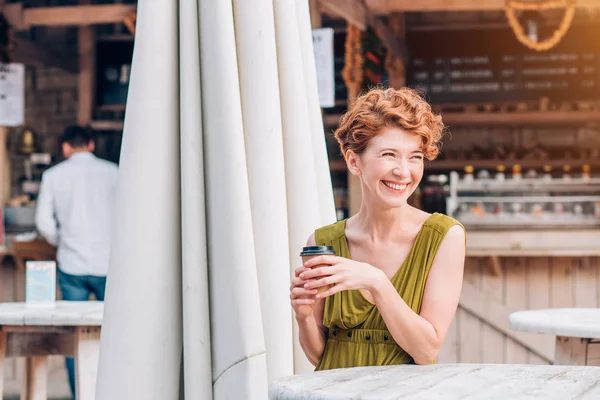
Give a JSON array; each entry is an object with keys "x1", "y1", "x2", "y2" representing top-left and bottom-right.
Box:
[{"x1": 314, "y1": 212, "x2": 463, "y2": 371}]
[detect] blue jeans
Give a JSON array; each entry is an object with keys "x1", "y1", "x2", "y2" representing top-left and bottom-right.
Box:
[{"x1": 58, "y1": 269, "x2": 106, "y2": 399}]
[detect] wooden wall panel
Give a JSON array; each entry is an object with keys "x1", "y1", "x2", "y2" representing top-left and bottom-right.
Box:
[
  {"x1": 587, "y1": 342, "x2": 600, "y2": 366},
  {"x1": 550, "y1": 258, "x2": 574, "y2": 308},
  {"x1": 526, "y1": 258, "x2": 552, "y2": 365},
  {"x1": 505, "y1": 257, "x2": 529, "y2": 364},
  {"x1": 481, "y1": 257, "x2": 505, "y2": 363},
  {"x1": 458, "y1": 258, "x2": 482, "y2": 363},
  {"x1": 527, "y1": 258, "x2": 550, "y2": 310},
  {"x1": 438, "y1": 313, "x2": 459, "y2": 363},
  {"x1": 573, "y1": 258, "x2": 598, "y2": 308},
  {"x1": 444, "y1": 256, "x2": 600, "y2": 366}
]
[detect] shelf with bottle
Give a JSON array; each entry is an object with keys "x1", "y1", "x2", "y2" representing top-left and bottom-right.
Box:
[
  {"x1": 440, "y1": 110, "x2": 600, "y2": 126},
  {"x1": 427, "y1": 159, "x2": 600, "y2": 171},
  {"x1": 447, "y1": 165, "x2": 600, "y2": 230},
  {"x1": 453, "y1": 200, "x2": 600, "y2": 229},
  {"x1": 452, "y1": 164, "x2": 600, "y2": 193}
]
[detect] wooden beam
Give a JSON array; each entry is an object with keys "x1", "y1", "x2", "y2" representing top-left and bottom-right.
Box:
[
  {"x1": 6, "y1": 4, "x2": 136, "y2": 29},
  {"x1": 309, "y1": 0, "x2": 323, "y2": 29},
  {"x1": 384, "y1": 13, "x2": 406, "y2": 88},
  {"x1": 459, "y1": 281, "x2": 555, "y2": 362},
  {"x1": 348, "y1": 173, "x2": 361, "y2": 216},
  {"x1": 6, "y1": 332, "x2": 75, "y2": 357},
  {"x1": 90, "y1": 120, "x2": 123, "y2": 131},
  {"x1": 77, "y1": 0, "x2": 95, "y2": 126},
  {"x1": 320, "y1": 0, "x2": 367, "y2": 31},
  {"x1": 321, "y1": 0, "x2": 406, "y2": 60},
  {"x1": 554, "y1": 336, "x2": 589, "y2": 366},
  {"x1": 3, "y1": 3, "x2": 25, "y2": 30},
  {"x1": 321, "y1": 0, "x2": 408, "y2": 60},
  {"x1": 442, "y1": 110, "x2": 600, "y2": 126},
  {"x1": 368, "y1": 15, "x2": 407, "y2": 60},
  {"x1": 366, "y1": 0, "x2": 600, "y2": 13},
  {"x1": 13, "y1": 37, "x2": 77, "y2": 72},
  {"x1": 489, "y1": 256, "x2": 502, "y2": 277}
]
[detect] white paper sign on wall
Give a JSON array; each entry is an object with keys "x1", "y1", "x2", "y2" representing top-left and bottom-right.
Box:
[
  {"x1": 312, "y1": 28, "x2": 335, "y2": 108},
  {"x1": 0, "y1": 63, "x2": 25, "y2": 127}
]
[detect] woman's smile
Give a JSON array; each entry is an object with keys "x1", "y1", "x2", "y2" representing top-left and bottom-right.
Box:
[{"x1": 381, "y1": 180, "x2": 410, "y2": 194}]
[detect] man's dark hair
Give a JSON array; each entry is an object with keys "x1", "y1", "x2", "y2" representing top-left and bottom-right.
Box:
[{"x1": 60, "y1": 125, "x2": 94, "y2": 148}]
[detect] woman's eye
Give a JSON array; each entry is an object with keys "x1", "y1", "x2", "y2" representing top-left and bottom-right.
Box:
[
  {"x1": 383, "y1": 152, "x2": 395, "y2": 157},
  {"x1": 411, "y1": 155, "x2": 424, "y2": 160}
]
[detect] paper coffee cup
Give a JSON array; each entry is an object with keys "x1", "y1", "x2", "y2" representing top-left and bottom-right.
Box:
[{"x1": 300, "y1": 246, "x2": 335, "y2": 293}]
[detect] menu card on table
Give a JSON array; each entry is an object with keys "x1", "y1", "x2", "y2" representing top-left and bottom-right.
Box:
[{"x1": 26, "y1": 261, "x2": 56, "y2": 305}]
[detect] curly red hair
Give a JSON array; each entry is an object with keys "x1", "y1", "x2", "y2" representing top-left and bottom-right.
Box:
[{"x1": 334, "y1": 87, "x2": 445, "y2": 161}]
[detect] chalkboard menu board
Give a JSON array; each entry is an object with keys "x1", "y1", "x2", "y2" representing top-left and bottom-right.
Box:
[{"x1": 406, "y1": 25, "x2": 600, "y2": 104}]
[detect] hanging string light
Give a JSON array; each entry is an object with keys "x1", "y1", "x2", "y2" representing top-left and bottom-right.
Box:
[
  {"x1": 504, "y1": 0, "x2": 577, "y2": 52},
  {"x1": 342, "y1": 23, "x2": 364, "y2": 103}
]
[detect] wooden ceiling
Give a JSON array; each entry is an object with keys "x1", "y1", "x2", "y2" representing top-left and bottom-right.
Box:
[
  {"x1": 366, "y1": 0, "x2": 600, "y2": 13},
  {"x1": 319, "y1": 0, "x2": 600, "y2": 33},
  {"x1": 3, "y1": 3, "x2": 134, "y2": 30},
  {"x1": 4, "y1": 1, "x2": 600, "y2": 31}
]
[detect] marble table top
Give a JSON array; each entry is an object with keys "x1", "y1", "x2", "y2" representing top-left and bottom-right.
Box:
[
  {"x1": 509, "y1": 308, "x2": 600, "y2": 338},
  {"x1": 270, "y1": 363, "x2": 600, "y2": 399},
  {"x1": 0, "y1": 301, "x2": 103, "y2": 326}
]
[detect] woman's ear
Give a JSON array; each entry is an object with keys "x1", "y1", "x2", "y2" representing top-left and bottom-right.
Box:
[{"x1": 345, "y1": 150, "x2": 361, "y2": 176}]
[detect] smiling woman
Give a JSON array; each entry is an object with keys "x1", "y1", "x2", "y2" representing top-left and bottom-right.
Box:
[{"x1": 289, "y1": 87, "x2": 466, "y2": 370}]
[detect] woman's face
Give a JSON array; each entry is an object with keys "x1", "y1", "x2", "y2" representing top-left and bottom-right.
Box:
[{"x1": 348, "y1": 127, "x2": 425, "y2": 209}]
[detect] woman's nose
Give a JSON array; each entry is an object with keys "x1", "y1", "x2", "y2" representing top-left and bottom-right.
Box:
[{"x1": 393, "y1": 160, "x2": 409, "y2": 176}]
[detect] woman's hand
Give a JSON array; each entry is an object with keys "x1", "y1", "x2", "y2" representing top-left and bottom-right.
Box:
[
  {"x1": 290, "y1": 266, "x2": 319, "y2": 320},
  {"x1": 300, "y1": 255, "x2": 386, "y2": 298}
]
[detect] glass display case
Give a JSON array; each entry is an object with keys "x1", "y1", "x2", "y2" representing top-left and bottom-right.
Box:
[{"x1": 447, "y1": 170, "x2": 600, "y2": 230}]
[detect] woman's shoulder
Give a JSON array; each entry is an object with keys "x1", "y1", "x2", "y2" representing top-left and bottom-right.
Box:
[
  {"x1": 423, "y1": 212, "x2": 464, "y2": 235},
  {"x1": 314, "y1": 219, "x2": 347, "y2": 245}
]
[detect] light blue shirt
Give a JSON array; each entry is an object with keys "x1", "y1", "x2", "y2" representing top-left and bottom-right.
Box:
[{"x1": 35, "y1": 152, "x2": 119, "y2": 276}]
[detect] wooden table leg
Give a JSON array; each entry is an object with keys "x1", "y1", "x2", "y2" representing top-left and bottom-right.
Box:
[
  {"x1": 21, "y1": 356, "x2": 48, "y2": 400},
  {"x1": 75, "y1": 326, "x2": 101, "y2": 400},
  {"x1": 554, "y1": 336, "x2": 589, "y2": 365},
  {"x1": 0, "y1": 330, "x2": 6, "y2": 397}
]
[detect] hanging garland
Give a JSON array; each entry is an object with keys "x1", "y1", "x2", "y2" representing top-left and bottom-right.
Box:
[
  {"x1": 504, "y1": 0, "x2": 576, "y2": 52},
  {"x1": 362, "y1": 27, "x2": 386, "y2": 86},
  {"x1": 341, "y1": 23, "x2": 364, "y2": 103}
]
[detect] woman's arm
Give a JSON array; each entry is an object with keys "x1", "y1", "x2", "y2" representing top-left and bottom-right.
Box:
[
  {"x1": 371, "y1": 224, "x2": 466, "y2": 364},
  {"x1": 301, "y1": 224, "x2": 465, "y2": 364},
  {"x1": 293, "y1": 233, "x2": 328, "y2": 366}
]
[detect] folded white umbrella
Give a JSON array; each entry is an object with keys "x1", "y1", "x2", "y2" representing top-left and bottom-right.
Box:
[{"x1": 95, "y1": 0, "x2": 335, "y2": 399}]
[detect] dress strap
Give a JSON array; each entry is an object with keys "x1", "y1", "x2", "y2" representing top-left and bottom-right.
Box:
[{"x1": 314, "y1": 220, "x2": 346, "y2": 247}]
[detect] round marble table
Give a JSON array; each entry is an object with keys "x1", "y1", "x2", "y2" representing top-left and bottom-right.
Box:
[
  {"x1": 270, "y1": 364, "x2": 600, "y2": 400},
  {"x1": 509, "y1": 308, "x2": 600, "y2": 366},
  {"x1": 0, "y1": 301, "x2": 104, "y2": 400}
]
